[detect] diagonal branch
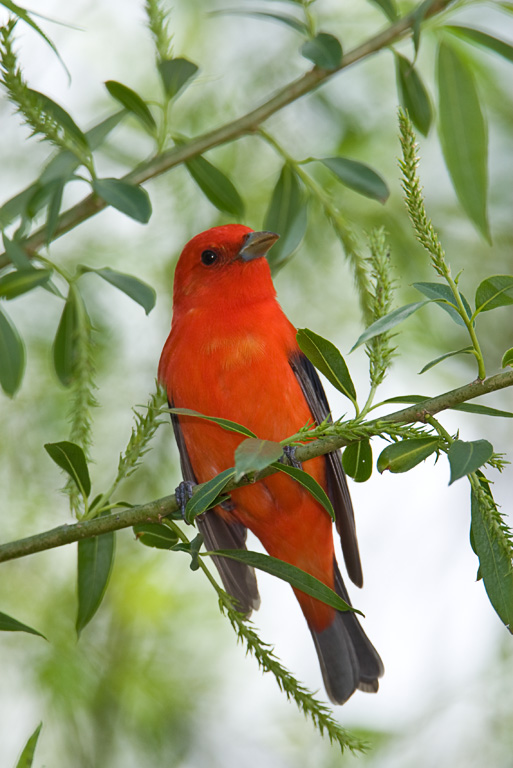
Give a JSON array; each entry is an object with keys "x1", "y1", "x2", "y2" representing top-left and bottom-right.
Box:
[
  {"x1": 0, "y1": 0, "x2": 455, "y2": 268},
  {"x1": 1, "y1": 365, "x2": 511, "y2": 564}
]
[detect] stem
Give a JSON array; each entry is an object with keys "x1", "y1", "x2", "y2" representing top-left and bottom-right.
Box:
[
  {"x1": 445, "y1": 273, "x2": 486, "y2": 379},
  {"x1": 0, "y1": 0, "x2": 456, "y2": 269},
  {"x1": 1, "y1": 367, "x2": 511, "y2": 564}
]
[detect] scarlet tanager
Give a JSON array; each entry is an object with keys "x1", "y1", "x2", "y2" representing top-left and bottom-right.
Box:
[{"x1": 159, "y1": 224, "x2": 384, "y2": 704}]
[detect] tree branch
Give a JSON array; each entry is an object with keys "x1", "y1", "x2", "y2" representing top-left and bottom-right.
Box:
[
  {"x1": 1, "y1": 366, "x2": 510, "y2": 564},
  {"x1": 0, "y1": 0, "x2": 455, "y2": 268}
]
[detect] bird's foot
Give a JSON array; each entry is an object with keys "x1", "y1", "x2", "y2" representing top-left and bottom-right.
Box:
[
  {"x1": 282, "y1": 445, "x2": 302, "y2": 470},
  {"x1": 175, "y1": 480, "x2": 195, "y2": 523}
]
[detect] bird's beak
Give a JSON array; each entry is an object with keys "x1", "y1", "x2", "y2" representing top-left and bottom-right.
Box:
[{"x1": 238, "y1": 231, "x2": 279, "y2": 262}]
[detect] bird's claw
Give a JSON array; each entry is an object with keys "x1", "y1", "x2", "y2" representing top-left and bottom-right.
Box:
[
  {"x1": 175, "y1": 480, "x2": 195, "y2": 523},
  {"x1": 282, "y1": 445, "x2": 302, "y2": 470}
]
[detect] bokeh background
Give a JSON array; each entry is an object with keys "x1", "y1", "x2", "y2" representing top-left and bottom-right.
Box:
[{"x1": 1, "y1": 1, "x2": 512, "y2": 766}]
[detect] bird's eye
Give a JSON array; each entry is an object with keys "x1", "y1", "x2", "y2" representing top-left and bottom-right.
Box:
[{"x1": 201, "y1": 249, "x2": 218, "y2": 266}]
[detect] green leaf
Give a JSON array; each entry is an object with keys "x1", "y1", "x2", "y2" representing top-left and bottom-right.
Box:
[
  {"x1": 208, "y1": 549, "x2": 359, "y2": 613},
  {"x1": 394, "y1": 53, "x2": 432, "y2": 137},
  {"x1": 79, "y1": 266, "x2": 156, "y2": 315},
  {"x1": 76, "y1": 531, "x2": 115, "y2": 635},
  {"x1": 383, "y1": 395, "x2": 513, "y2": 419},
  {"x1": 273, "y1": 462, "x2": 335, "y2": 521},
  {"x1": 215, "y1": 9, "x2": 309, "y2": 35},
  {"x1": 166, "y1": 407, "x2": 257, "y2": 437},
  {"x1": 0, "y1": 268, "x2": 51, "y2": 299},
  {"x1": 368, "y1": 0, "x2": 398, "y2": 21},
  {"x1": 92, "y1": 178, "x2": 152, "y2": 223},
  {"x1": 0, "y1": 305, "x2": 25, "y2": 396},
  {"x1": 351, "y1": 300, "x2": 432, "y2": 351},
  {"x1": 502, "y1": 348, "x2": 513, "y2": 368},
  {"x1": 28, "y1": 89, "x2": 90, "y2": 154},
  {"x1": 185, "y1": 468, "x2": 236, "y2": 523},
  {"x1": 172, "y1": 533, "x2": 204, "y2": 571},
  {"x1": 343, "y1": 440, "x2": 373, "y2": 483},
  {"x1": 377, "y1": 437, "x2": 439, "y2": 474},
  {"x1": 297, "y1": 328, "x2": 356, "y2": 403},
  {"x1": 419, "y1": 346, "x2": 473, "y2": 374},
  {"x1": 437, "y1": 41, "x2": 490, "y2": 241},
  {"x1": 301, "y1": 33, "x2": 343, "y2": 70},
  {"x1": 105, "y1": 80, "x2": 157, "y2": 133},
  {"x1": 0, "y1": 610, "x2": 45, "y2": 638},
  {"x1": 44, "y1": 440, "x2": 91, "y2": 497},
  {"x1": 448, "y1": 439, "x2": 493, "y2": 484},
  {"x1": 133, "y1": 523, "x2": 179, "y2": 549},
  {"x1": 475, "y1": 275, "x2": 513, "y2": 313},
  {"x1": 413, "y1": 281, "x2": 473, "y2": 327},
  {"x1": 234, "y1": 438, "x2": 284, "y2": 481},
  {"x1": 320, "y1": 157, "x2": 389, "y2": 203},
  {"x1": 263, "y1": 164, "x2": 307, "y2": 271},
  {"x1": 471, "y1": 482, "x2": 513, "y2": 632},
  {"x1": 52, "y1": 285, "x2": 82, "y2": 387},
  {"x1": 46, "y1": 179, "x2": 65, "y2": 243},
  {"x1": 185, "y1": 156, "x2": 245, "y2": 218},
  {"x1": 158, "y1": 58, "x2": 198, "y2": 99},
  {"x1": 2, "y1": 234, "x2": 32, "y2": 268},
  {"x1": 446, "y1": 25, "x2": 513, "y2": 63},
  {"x1": 15, "y1": 722, "x2": 43, "y2": 768}
]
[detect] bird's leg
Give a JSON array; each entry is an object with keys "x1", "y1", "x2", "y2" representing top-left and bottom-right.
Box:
[
  {"x1": 175, "y1": 480, "x2": 195, "y2": 522},
  {"x1": 283, "y1": 445, "x2": 302, "y2": 470}
]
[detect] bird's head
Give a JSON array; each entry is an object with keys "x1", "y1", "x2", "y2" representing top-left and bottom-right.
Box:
[{"x1": 172, "y1": 225, "x2": 279, "y2": 310}]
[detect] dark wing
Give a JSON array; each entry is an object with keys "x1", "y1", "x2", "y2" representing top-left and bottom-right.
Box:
[
  {"x1": 169, "y1": 402, "x2": 260, "y2": 614},
  {"x1": 289, "y1": 352, "x2": 363, "y2": 587}
]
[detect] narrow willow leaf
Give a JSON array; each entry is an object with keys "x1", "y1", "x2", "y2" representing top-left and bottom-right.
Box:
[
  {"x1": 167, "y1": 407, "x2": 257, "y2": 437},
  {"x1": 92, "y1": 178, "x2": 152, "y2": 223},
  {"x1": 394, "y1": 53, "x2": 432, "y2": 137},
  {"x1": 446, "y1": 25, "x2": 513, "y2": 63},
  {"x1": 2, "y1": 234, "x2": 32, "y2": 268},
  {"x1": 76, "y1": 531, "x2": 115, "y2": 635},
  {"x1": 0, "y1": 268, "x2": 51, "y2": 299},
  {"x1": 475, "y1": 275, "x2": 513, "y2": 313},
  {"x1": 273, "y1": 462, "x2": 335, "y2": 521},
  {"x1": 297, "y1": 328, "x2": 356, "y2": 402},
  {"x1": 448, "y1": 439, "x2": 493, "y2": 484},
  {"x1": 28, "y1": 89, "x2": 90, "y2": 154},
  {"x1": 502, "y1": 348, "x2": 513, "y2": 368},
  {"x1": 368, "y1": 0, "x2": 398, "y2": 21},
  {"x1": 301, "y1": 33, "x2": 342, "y2": 69},
  {"x1": 216, "y1": 9, "x2": 309, "y2": 35},
  {"x1": 320, "y1": 157, "x2": 389, "y2": 203},
  {"x1": 46, "y1": 179, "x2": 64, "y2": 243},
  {"x1": 0, "y1": 610, "x2": 45, "y2": 638},
  {"x1": 209, "y1": 549, "x2": 359, "y2": 613},
  {"x1": 80, "y1": 266, "x2": 156, "y2": 315},
  {"x1": 383, "y1": 395, "x2": 513, "y2": 419},
  {"x1": 471, "y1": 483, "x2": 513, "y2": 632},
  {"x1": 15, "y1": 722, "x2": 43, "y2": 768},
  {"x1": 419, "y1": 346, "x2": 473, "y2": 374},
  {"x1": 0, "y1": 305, "x2": 25, "y2": 396},
  {"x1": 413, "y1": 281, "x2": 473, "y2": 327},
  {"x1": 377, "y1": 437, "x2": 439, "y2": 474},
  {"x1": 186, "y1": 156, "x2": 244, "y2": 217},
  {"x1": 437, "y1": 41, "x2": 490, "y2": 241},
  {"x1": 185, "y1": 468, "x2": 236, "y2": 523},
  {"x1": 133, "y1": 523, "x2": 179, "y2": 549},
  {"x1": 52, "y1": 285, "x2": 82, "y2": 386},
  {"x1": 342, "y1": 440, "x2": 373, "y2": 483},
  {"x1": 351, "y1": 300, "x2": 432, "y2": 351},
  {"x1": 158, "y1": 58, "x2": 199, "y2": 98},
  {"x1": 105, "y1": 81, "x2": 157, "y2": 133},
  {"x1": 234, "y1": 438, "x2": 284, "y2": 481},
  {"x1": 44, "y1": 441, "x2": 91, "y2": 497},
  {"x1": 263, "y1": 164, "x2": 306, "y2": 270}
]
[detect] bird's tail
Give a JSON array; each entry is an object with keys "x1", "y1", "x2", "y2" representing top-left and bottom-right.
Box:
[{"x1": 310, "y1": 560, "x2": 384, "y2": 704}]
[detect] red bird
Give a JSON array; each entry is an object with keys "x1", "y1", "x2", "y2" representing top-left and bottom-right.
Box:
[{"x1": 159, "y1": 224, "x2": 383, "y2": 703}]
